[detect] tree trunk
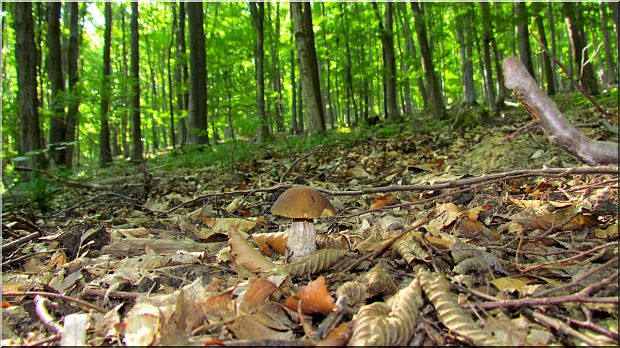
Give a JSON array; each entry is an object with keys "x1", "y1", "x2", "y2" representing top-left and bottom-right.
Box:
[
  {"x1": 397, "y1": 3, "x2": 414, "y2": 114},
  {"x1": 609, "y1": 3, "x2": 619, "y2": 60},
  {"x1": 270, "y1": 3, "x2": 285, "y2": 132},
  {"x1": 121, "y1": 6, "x2": 130, "y2": 158},
  {"x1": 547, "y1": 3, "x2": 560, "y2": 92},
  {"x1": 249, "y1": 3, "x2": 271, "y2": 143},
  {"x1": 319, "y1": 3, "x2": 335, "y2": 129},
  {"x1": 291, "y1": 2, "x2": 325, "y2": 134},
  {"x1": 175, "y1": 2, "x2": 188, "y2": 146},
  {"x1": 99, "y1": 2, "x2": 112, "y2": 166},
  {"x1": 456, "y1": 8, "x2": 476, "y2": 105},
  {"x1": 535, "y1": 15, "x2": 556, "y2": 96},
  {"x1": 130, "y1": 2, "x2": 143, "y2": 161},
  {"x1": 168, "y1": 3, "x2": 176, "y2": 148},
  {"x1": 373, "y1": 3, "x2": 399, "y2": 121},
  {"x1": 187, "y1": 2, "x2": 209, "y2": 144},
  {"x1": 290, "y1": 48, "x2": 298, "y2": 134},
  {"x1": 342, "y1": 3, "x2": 357, "y2": 126},
  {"x1": 514, "y1": 2, "x2": 536, "y2": 80},
  {"x1": 563, "y1": 3, "x2": 599, "y2": 96},
  {"x1": 410, "y1": 2, "x2": 445, "y2": 119},
  {"x1": 13, "y1": 2, "x2": 44, "y2": 169},
  {"x1": 480, "y1": 2, "x2": 497, "y2": 112},
  {"x1": 65, "y1": 2, "x2": 80, "y2": 168},
  {"x1": 600, "y1": 4, "x2": 617, "y2": 84},
  {"x1": 47, "y1": 2, "x2": 66, "y2": 166}
]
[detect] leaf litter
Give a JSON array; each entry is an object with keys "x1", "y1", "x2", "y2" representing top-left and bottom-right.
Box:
[{"x1": 2, "y1": 108, "x2": 618, "y2": 346}]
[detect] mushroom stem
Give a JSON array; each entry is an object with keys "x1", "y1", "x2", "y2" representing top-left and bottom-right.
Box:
[{"x1": 286, "y1": 220, "x2": 317, "y2": 262}]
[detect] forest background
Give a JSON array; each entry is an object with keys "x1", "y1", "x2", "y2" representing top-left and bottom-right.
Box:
[{"x1": 1, "y1": 1, "x2": 618, "y2": 181}]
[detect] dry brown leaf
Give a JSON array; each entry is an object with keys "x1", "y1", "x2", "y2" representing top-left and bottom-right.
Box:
[
  {"x1": 251, "y1": 231, "x2": 288, "y2": 255},
  {"x1": 228, "y1": 314, "x2": 293, "y2": 341},
  {"x1": 284, "y1": 276, "x2": 335, "y2": 314},
  {"x1": 466, "y1": 204, "x2": 492, "y2": 221},
  {"x1": 239, "y1": 277, "x2": 279, "y2": 314},
  {"x1": 316, "y1": 321, "x2": 353, "y2": 346},
  {"x1": 228, "y1": 228, "x2": 275, "y2": 274},
  {"x1": 369, "y1": 194, "x2": 398, "y2": 210}
]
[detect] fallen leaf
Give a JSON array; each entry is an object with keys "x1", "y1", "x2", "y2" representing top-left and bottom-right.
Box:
[{"x1": 284, "y1": 276, "x2": 335, "y2": 314}]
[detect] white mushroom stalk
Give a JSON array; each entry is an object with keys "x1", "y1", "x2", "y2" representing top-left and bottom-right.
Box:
[{"x1": 286, "y1": 219, "x2": 317, "y2": 262}]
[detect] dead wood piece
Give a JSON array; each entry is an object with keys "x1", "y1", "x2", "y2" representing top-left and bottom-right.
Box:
[
  {"x1": 502, "y1": 57, "x2": 618, "y2": 165},
  {"x1": 100, "y1": 238, "x2": 226, "y2": 257},
  {"x1": 1, "y1": 231, "x2": 40, "y2": 253}
]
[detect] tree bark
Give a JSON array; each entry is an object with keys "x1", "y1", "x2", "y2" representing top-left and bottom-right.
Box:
[
  {"x1": 535, "y1": 15, "x2": 556, "y2": 96},
  {"x1": 249, "y1": 3, "x2": 271, "y2": 143},
  {"x1": 503, "y1": 57, "x2": 617, "y2": 165},
  {"x1": 270, "y1": 3, "x2": 285, "y2": 132},
  {"x1": 291, "y1": 2, "x2": 325, "y2": 134},
  {"x1": 100, "y1": 2, "x2": 112, "y2": 166},
  {"x1": 121, "y1": 6, "x2": 130, "y2": 158},
  {"x1": 319, "y1": 3, "x2": 335, "y2": 129},
  {"x1": 13, "y1": 2, "x2": 44, "y2": 169},
  {"x1": 168, "y1": 3, "x2": 177, "y2": 148},
  {"x1": 514, "y1": 2, "x2": 536, "y2": 80},
  {"x1": 175, "y1": 2, "x2": 189, "y2": 145},
  {"x1": 342, "y1": 3, "x2": 358, "y2": 125},
  {"x1": 480, "y1": 2, "x2": 497, "y2": 112},
  {"x1": 65, "y1": 2, "x2": 80, "y2": 168},
  {"x1": 290, "y1": 48, "x2": 298, "y2": 134},
  {"x1": 130, "y1": 2, "x2": 143, "y2": 161},
  {"x1": 609, "y1": 3, "x2": 619, "y2": 60},
  {"x1": 599, "y1": 4, "x2": 617, "y2": 84},
  {"x1": 187, "y1": 2, "x2": 209, "y2": 144},
  {"x1": 563, "y1": 3, "x2": 599, "y2": 96},
  {"x1": 373, "y1": 3, "x2": 399, "y2": 122},
  {"x1": 410, "y1": 2, "x2": 445, "y2": 119},
  {"x1": 397, "y1": 3, "x2": 414, "y2": 114},
  {"x1": 47, "y1": 2, "x2": 66, "y2": 166},
  {"x1": 456, "y1": 7, "x2": 476, "y2": 105}
]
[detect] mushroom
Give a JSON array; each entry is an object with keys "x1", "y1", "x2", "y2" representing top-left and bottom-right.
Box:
[{"x1": 271, "y1": 186, "x2": 336, "y2": 262}]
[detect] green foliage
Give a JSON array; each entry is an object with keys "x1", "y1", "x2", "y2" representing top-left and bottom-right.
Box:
[{"x1": 14, "y1": 174, "x2": 56, "y2": 211}]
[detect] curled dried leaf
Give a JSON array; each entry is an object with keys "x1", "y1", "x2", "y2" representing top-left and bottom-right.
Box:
[
  {"x1": 284, "y1": 249, "x2": 351, "y2": 278},
  {"x1": 251, "y1": 231, "x2": 288, "y2": 255},
  {"x1": 335, "y1": 281, "x2": 368, "y2": 307},
  {"x1": 416, "y1": 266, "x2": 500, "y2": 346},
  {"x1": 392, "y1": 234, "x2": 430, "y2": 264},
  {"x1": 362, "y1": 264, "x2": 397, "y2": 297},
  {"x1": 316, "y1": 321, "x2": 353, "y2": 346}
]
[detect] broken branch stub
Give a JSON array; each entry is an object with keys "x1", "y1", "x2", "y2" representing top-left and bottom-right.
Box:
[{"x1": 503, "y1": 56, "x2": 618, "y2": 165}]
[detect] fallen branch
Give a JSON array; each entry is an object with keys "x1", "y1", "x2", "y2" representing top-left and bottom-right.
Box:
[
  {"x1": 503, "y1": 57, "x2": 618, "y2": 165},
  {"x1": 3, "y1": 291, "x2": 106, "y2": 314}
]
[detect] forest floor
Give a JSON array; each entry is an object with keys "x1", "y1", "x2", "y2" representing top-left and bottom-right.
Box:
[{"x1": 2, "y1": 88, "x2": 619, "y2": 346}]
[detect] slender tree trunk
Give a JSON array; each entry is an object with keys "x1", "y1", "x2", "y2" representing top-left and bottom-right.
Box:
[
  {"x1": 168, "y1": 3, "x2": 176, "y2": 148},
  {"x1": 249, "y1": 3, "x2": 271, "y2": 142},
  {"x1": 456, "y1": 7, "x2": 476, "y2": 105},
  {"x1": 13, "y1": 2, "x2": 44, "y2": 169},
  {"x1": 99, "y1": 2, "x2": 112, "y2": 166},
  {"x1": 563, "y1": 2, "x2": 599, "y2": 95},
  {"x1": 397, "y1": 3, "x2": 414, "y2": 114},
  {"x1": 609, "y1": 3, "x2": 619, "y2": 60},
  {"x1": 290, "y1": 48, "x2": 298, "y2": 134},
  {"x1": 47, "y1": 2, "x2": 66, "y2": 165},
  {"x1": 320, "y1": 3, "x2": 335, "y2": 129},
  {"x1": 514, "y1": 2, "x2": 536, "y2": 80},
  {"x1": 600, "y1": 4, "x2": 617, "y2": 84},
  {"x1": 373, "y1": 3, "x2": 399, "y2": 121},
  {"x1": 480, "y1": 2, "x2": 497, "y2": 112},
  {"x1": 64, "y1": 2, "x2": 80, "y2": 168},
  {"x1": 342, "y1": 3, "x2": 357, "y2": 126},
  {"x1": 175, "y1": 3, "x2": 188, "y2": 145},
  {"x1": 270, "y1": 3, "x2": 285, "y2": 132},
  {"x1": 291, "y1": 2, "x2": 325, "y2": 134},
  {"x1": 187, "y1": 2, "x2": 209, "y2": 144},
  {"x1": 130, "y1": 2, "x2": 143, "y2": 161},
  {"x1": 410, "y1": 2, "x2": 445, "y2": 119},
  {"x1": 535, "y1": 15, "x2": 556, "y2": 95},
  {"x1": 121, "y1": 6, "x2": 130, "y2": 158},
  {"x1": 547, "y1": 3, "x2": 560, "y2": 91}
]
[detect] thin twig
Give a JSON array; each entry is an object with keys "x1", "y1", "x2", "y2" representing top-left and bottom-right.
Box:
[
  {"x1": 34, "y1": 295, "x2": 64, "y2": 334},
  {"x1": 518, "y1": 241, "x2": 618, "y2": 274},
  {"x1": 3, "y1": 291, "x2": 107, "y2": 314},
  {"x1": 533, "y1": 257, "x2": 618, "y2": 298},
  {"x1": 521, "y1": 307, "x2": 606, "y2": 346}
]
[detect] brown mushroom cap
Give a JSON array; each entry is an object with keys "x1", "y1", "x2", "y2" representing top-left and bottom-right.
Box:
[{"x1": 271, "y1": 186, "x2": 336, "y2": 219}]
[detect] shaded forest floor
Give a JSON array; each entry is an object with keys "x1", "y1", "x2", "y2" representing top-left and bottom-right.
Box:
[{"x1": 2, "y1": 89, "x2": 618, "y2": 346}]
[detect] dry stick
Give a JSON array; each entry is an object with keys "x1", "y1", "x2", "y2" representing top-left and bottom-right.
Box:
[
  {"x1": 26, "y1": 334, "x2": 62, "y2": 347},
  {"x1": 3, "y1": 291, "x2": 107, "y2": 314},
  {"x1": 521, "y1": 307, "x2": 604, "y2": 346},
  {"x1": 533, "y1": 257, "x2": 619, "y2": 298},
  {"x1": 475, "y1": 294, "x2": 617, "y2": 310},
  {"x1": 1, "y1": 231, "x2": 41, "y2": 253},
  {"x1": 34, "y1": 295, "x2": 64, "y2": 334},
  {"x1": 279, "y1": 145, "x2": 324, "y2": 183},
  {"x1": 518, "y1": 241, "x2": 618, "y2": 274},
  {"x1": 157, "y1": 166, "x2": 618, "y2": 217},
  {"x1": 43, "y1": 191, "x2": 144, "y2": 218},
  {"x1": 531, "y1": 33, "x2": 611, "y2": 119},
  {"x1": 503, "y1": 57, "x2": 618, "y2": 165},
  {"x1": 564, "y1": 316, "x2": 619, "y2": 342},
  {"x1": 82, "y1": 287, "x2": 140, "y2": 301}
]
